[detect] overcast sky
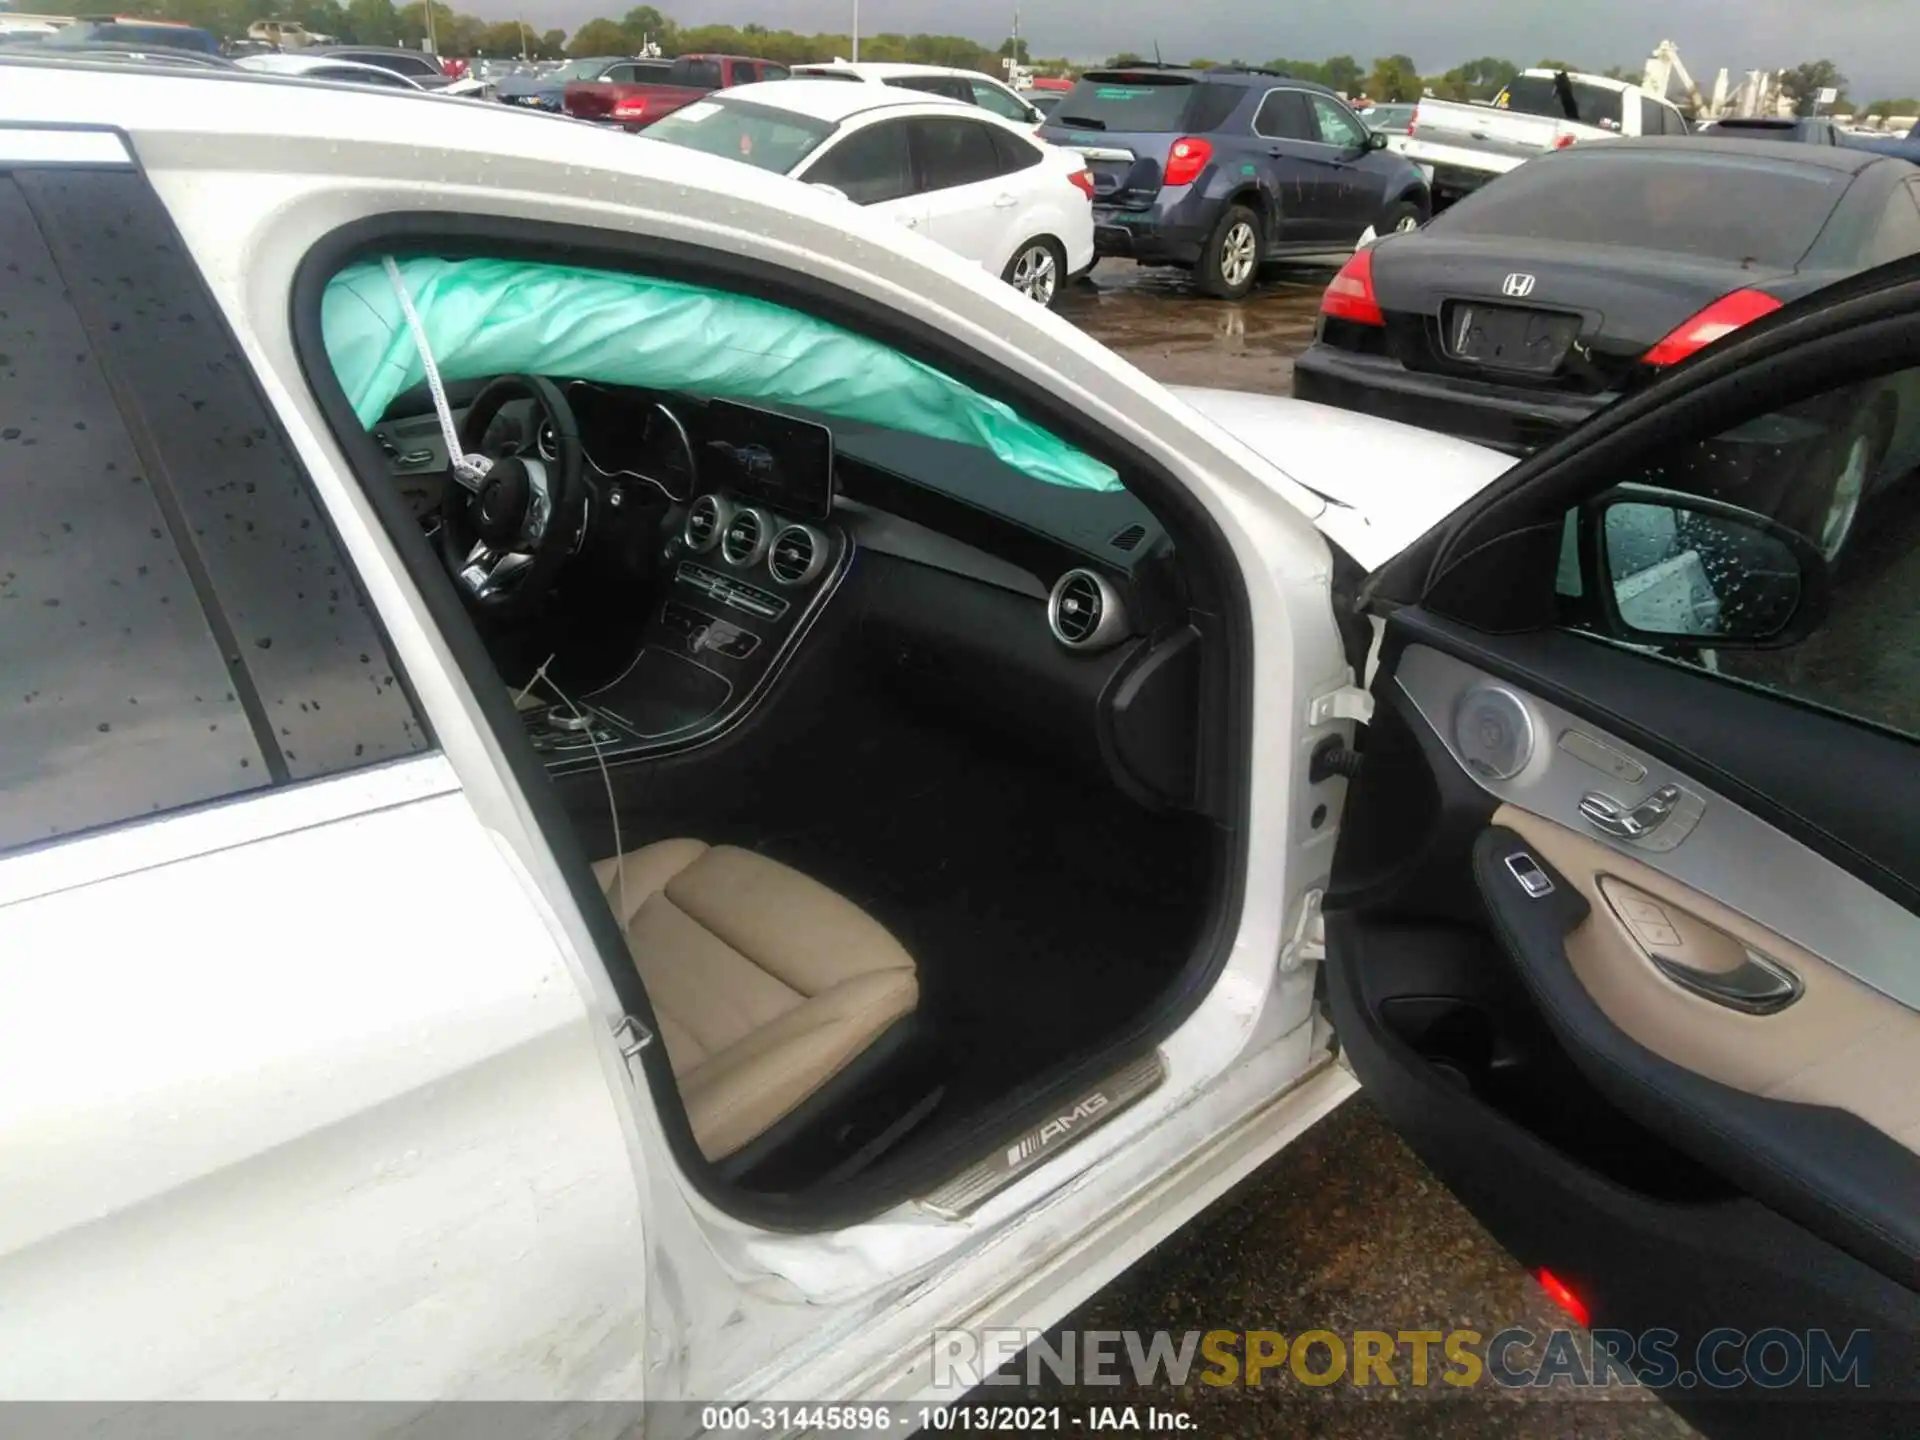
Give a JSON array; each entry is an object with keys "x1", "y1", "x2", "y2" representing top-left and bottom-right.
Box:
[{"x1": 517, "y1": 0, "x2": 1918, "y2": 102}]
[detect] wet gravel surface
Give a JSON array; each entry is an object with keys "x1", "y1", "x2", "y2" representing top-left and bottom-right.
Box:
[
  {"x1": 1046, "y1": 260, "x2": 1701, "y2": 1438},
  {"x1": 1055, "y1": 261, "x2": 1331, "y2": 393}
]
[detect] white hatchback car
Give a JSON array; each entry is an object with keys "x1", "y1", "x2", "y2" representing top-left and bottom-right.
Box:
[
  {"x1": 2, "y1": 53, "x2": 1918, "y2": 1433},
  {"x1": 644, "y1": 79, "x2": 1095, "y2": 306},
  {"x1": 789, "y1": 60, "x2": 1046, "y2": 129}
]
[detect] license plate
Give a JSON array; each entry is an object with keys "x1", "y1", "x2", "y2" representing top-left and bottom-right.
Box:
[{"x1": 1442, "y1": 302, "x2": 1579, "y2": 374}]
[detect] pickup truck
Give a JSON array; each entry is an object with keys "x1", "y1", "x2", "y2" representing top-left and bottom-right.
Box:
[
  {"x1": 564, "y1": 53, "x2": 787, "y2": 130},
  {"x1": 1402, "y1": 69, "x2": 1691, "y2": 209}
]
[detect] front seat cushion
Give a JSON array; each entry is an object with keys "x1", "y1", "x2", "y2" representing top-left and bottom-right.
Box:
[{"x1": 594, "y1": 840, "x2": 919, "y2": 1161}]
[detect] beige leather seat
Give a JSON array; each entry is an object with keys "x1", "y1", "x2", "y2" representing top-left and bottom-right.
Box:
[{"x1": 594, "y1": 839, "x2": 920, "y2": 1162}]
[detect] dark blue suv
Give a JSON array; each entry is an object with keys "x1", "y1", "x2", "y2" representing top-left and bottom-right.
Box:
[{"x1": 1040, "y1": 65, "x2": 1430, "y2": 298}]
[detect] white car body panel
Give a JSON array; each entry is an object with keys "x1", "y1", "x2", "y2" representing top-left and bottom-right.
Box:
[
  {"x1": 0, "y1": 757, "x2": 652, "y2": 1398},
  {"x1": 0, "y1": 67, "x2": 1377, "y2": 1405},
  {"x1": 1169, "y1": 388, "x2": 1516, "y2": 571}
]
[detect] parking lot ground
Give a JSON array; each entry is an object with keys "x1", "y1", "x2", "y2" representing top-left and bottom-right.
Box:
[
  {"x1": 1050, "y1": 264, "x2": 1698, "y2": 1438},
  {"x1": 1023, "y1": 1098, "x2": 1698, "y2": 1438},
  {"x1": 1056, "y1": 261, "x2": 1333, "y2": 393}
]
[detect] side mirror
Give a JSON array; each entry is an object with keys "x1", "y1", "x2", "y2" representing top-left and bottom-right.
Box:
[
  {"x1": 1367, "y1": 129, "x2": 1389, "y2": 151},
  {"x1": 1580, "y1": 485, "x2": 1829, "y2": 649},
  {"x1": 809, "y1": 182, "x2": 851, "y2": 202}
]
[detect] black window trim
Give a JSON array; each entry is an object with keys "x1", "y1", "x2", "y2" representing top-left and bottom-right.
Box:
[{"x1": 284, "y1": 207, "x2": 1256, "y2": 1233}]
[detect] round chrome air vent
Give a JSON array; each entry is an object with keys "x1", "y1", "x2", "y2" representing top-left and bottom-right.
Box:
[
  {"x1": 1047, "y1": 568, "x2": 1126, "y2": 651},
  {"x1": 682, "y1": 494, "x2": 731, "y2": 553},
  {"x1": 768, "y1": 523, "x2": 827, "y2": 586},
  {"x1": 720, "y1": 506, "x2": 771, "y2": 567}
]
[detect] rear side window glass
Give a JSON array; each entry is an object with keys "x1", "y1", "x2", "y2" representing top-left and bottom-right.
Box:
[
  {"x1": 1640, "y1": 95, "x2": 1662, "y2": 135},
  {"x1": 762, "y1": 65, "x2": 789, "y2": 82},
  {"x1": 1053, "y1": 75, "x2": 1209, "y2": 132},
  {"x1": 988, "y1": 126, "x2": 1043, "y2": 173},
  {"x1": 682, "y1": 59, "x2": 721, "y2": 89},
  {"x1": 913, "y1": 118, "x2": 1004, "y2": 190},
  {"x1": 0, "y1": 169, "x2": 427, "y2": 855},
  {"x1": 1430, "y1": 150, "x2": 1848, "y2": 267},
  {"x1": 1253, "y1": 90, "x2": 1315, "y2": 141}
]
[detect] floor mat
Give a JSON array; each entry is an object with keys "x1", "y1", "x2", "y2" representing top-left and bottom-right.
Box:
[{"x1": 607, "y1": 676, "x2": 1216, "y2": 1128}]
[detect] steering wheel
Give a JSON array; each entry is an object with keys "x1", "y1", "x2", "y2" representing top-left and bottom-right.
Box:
[{"x1": 438, "y1": 375, "x2": 587, "y2": 619}]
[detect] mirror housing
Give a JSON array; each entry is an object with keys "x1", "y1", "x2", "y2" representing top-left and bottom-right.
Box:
[
  {"x1": 1368, "y1": 129, "x2": 1389, "y2": 151},
  {"x1": 1578, "y1": 485, "x2": 1829, "y2": 650}
]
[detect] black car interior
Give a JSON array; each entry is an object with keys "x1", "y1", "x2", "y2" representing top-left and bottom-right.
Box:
[{"x1": 367, "y1": 364, "x2": 1230, "y2": 1192}]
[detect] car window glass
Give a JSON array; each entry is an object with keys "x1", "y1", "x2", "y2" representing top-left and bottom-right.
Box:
[
  {"x1": 971, "y1": 81, "x2": 1033, "y2": 121},
  {"x1": 1310, "y1": 94, "x2": 1367, "y2": 148},
  {"x1": 1, "y1": 169, "x2": 427, "y2": 856},
  {"x1": 1253, "y1": 90, "x2": 1315, "y2": 142},
  {"x1": 1865, "y1": 183, "x2": 1920, "y2": 267},
  {"x1": 647, "y1": 100, "x2": 833, "y2": 175},
  {"x1": 1052, "y1": 75, "x2": 1203, "y2": 132},
  {"x1": 988, "y1": 126, "x2": 1043, "y2": 174},
  {"x1": 762, "y1": 65, "x2": 789, "y2": 82},
  {"x1": 1496, "y1": 75, "x2": 1625, "y2": 129},
  {"x1": 1557, "y1": 364, "x2": 1920, "y2": 740},
  {"x1": 803, "y1": 119, "x2": 916, "y2": 203},
  {"x1": 328, "y1": 67, "x2": 411, "y2": 88},
  {"x1": 1430, "y1": 150, "x2": 1848, "y2": 268},
  {"x1": 913, "y1": 117, "x2": 1004, "y2": 191},
  {"x1": 682, "y1": 59, "x2": 721, "y2": 89},
  {"x1": 603, "y1": 63, "x2": 636, "y2": 83}
]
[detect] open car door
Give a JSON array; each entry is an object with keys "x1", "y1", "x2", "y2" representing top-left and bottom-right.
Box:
[{"x1": 1326, "y1": 257, "x2": 1920, "y2": 1437}]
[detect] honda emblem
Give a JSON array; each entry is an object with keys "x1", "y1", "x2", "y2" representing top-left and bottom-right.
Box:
[{"x1": 1502, "y1": 272, "x2": 1537, "y2": 298}]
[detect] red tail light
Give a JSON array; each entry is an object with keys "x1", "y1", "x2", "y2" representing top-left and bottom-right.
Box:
[
  {"x1": 1553, "y1": 133, "x2": 1577, "y2": 149},
  {"x1": 1536, "y1": 1268, "x2": 1591, "y2": 1329},
  {"x1": 612, "y1": 97, "x2": 650, "y2": 119},
  {"x1": 1067, "y1": 166, "x2": 1095, "y2": 201},
  {"x1": 1408, "y1": 103, "x2": 1420, "y2": 135},
  {"x1": 1320, "y1": 248, "x2": 1384, "y2": 326},
  {"x1": 1642, "y1": 288, "x2": 1782, "y2": 367},
  {"x1": 1163, "y1": 136, "x2": 1212, "y2": 188}
]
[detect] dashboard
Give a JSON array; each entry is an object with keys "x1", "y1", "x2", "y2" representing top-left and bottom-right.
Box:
[{"x1": 370, "y1": 378, "x2": 1206, "y2": 811}]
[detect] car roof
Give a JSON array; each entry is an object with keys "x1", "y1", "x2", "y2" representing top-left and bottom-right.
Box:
[
  {"x1": 711, "y1": 77, "x2": 967, "y2": 122},
  {"x1": 1587, "y1": 136, "x2": 1890, "y2": 173},
  {"x1": 238, "y1": 53, "x2": 419, "y2": 82},
  {"x1": 792, "y1": 61, "x2": 997, "y2": 84},
  {"x1": 1077, "y1": 62, "x2": 1339, "y2": 94}
]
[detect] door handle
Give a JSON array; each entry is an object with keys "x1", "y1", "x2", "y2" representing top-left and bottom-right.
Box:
[
  {"x1": 992, "y1": 193, "x2": 1018, "y2": 208},
  {"x1": 1578, "y1": 783, "x2": 1703, "y2": 852},
  {"x1": 900, "y1": 215, "x2": 919, "y2": 228},
  {"x1": 1647, "y1": 945, "x2": 1803, "y2": 1016}
]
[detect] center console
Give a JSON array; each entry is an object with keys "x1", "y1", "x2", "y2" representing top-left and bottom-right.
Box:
[{"x1": 522, "y1": 401, "x2": 849, "y2": 771}]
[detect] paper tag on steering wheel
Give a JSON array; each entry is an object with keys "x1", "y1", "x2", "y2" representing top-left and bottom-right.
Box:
[{"x1": 453, "y1": 452, "x2": 495, "y2": 485}]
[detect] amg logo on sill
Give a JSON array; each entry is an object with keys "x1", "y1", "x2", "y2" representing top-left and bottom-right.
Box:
[{"x1": 1007, "y1": 1093, "x2": 1111, "y2": 1166}]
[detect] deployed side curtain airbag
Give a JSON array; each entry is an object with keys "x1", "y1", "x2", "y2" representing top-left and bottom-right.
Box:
[{"x1": 322, "y1": 256, "x2": 1122, "y2": 493}]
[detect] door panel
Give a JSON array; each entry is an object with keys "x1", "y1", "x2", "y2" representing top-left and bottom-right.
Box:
[
  {"x1": 1497, "y1": 806, "x2": 1920, "y2": 1146},
  {"x1": 1327, "y1": 616, "x2": 1920, "y2": 1430}
]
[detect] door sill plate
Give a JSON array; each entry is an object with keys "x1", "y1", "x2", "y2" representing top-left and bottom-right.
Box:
[{"x1": 919, "y1": 1051, "x2": 1167, "y2": 1220}]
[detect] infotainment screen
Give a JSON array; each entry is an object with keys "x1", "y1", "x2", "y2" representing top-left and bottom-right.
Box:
[{"x1": 701, "y1": 401, "x2": 835, "y2": 522}]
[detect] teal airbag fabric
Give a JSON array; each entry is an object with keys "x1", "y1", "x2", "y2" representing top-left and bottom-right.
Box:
[{"x1": 322, "y1": 257, "x2": 1121, "y2": 493}]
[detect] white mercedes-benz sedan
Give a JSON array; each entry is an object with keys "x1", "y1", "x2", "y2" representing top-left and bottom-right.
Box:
[{"x1": 3, "y1": 52, "x2": 1916, "y2": 1435}]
